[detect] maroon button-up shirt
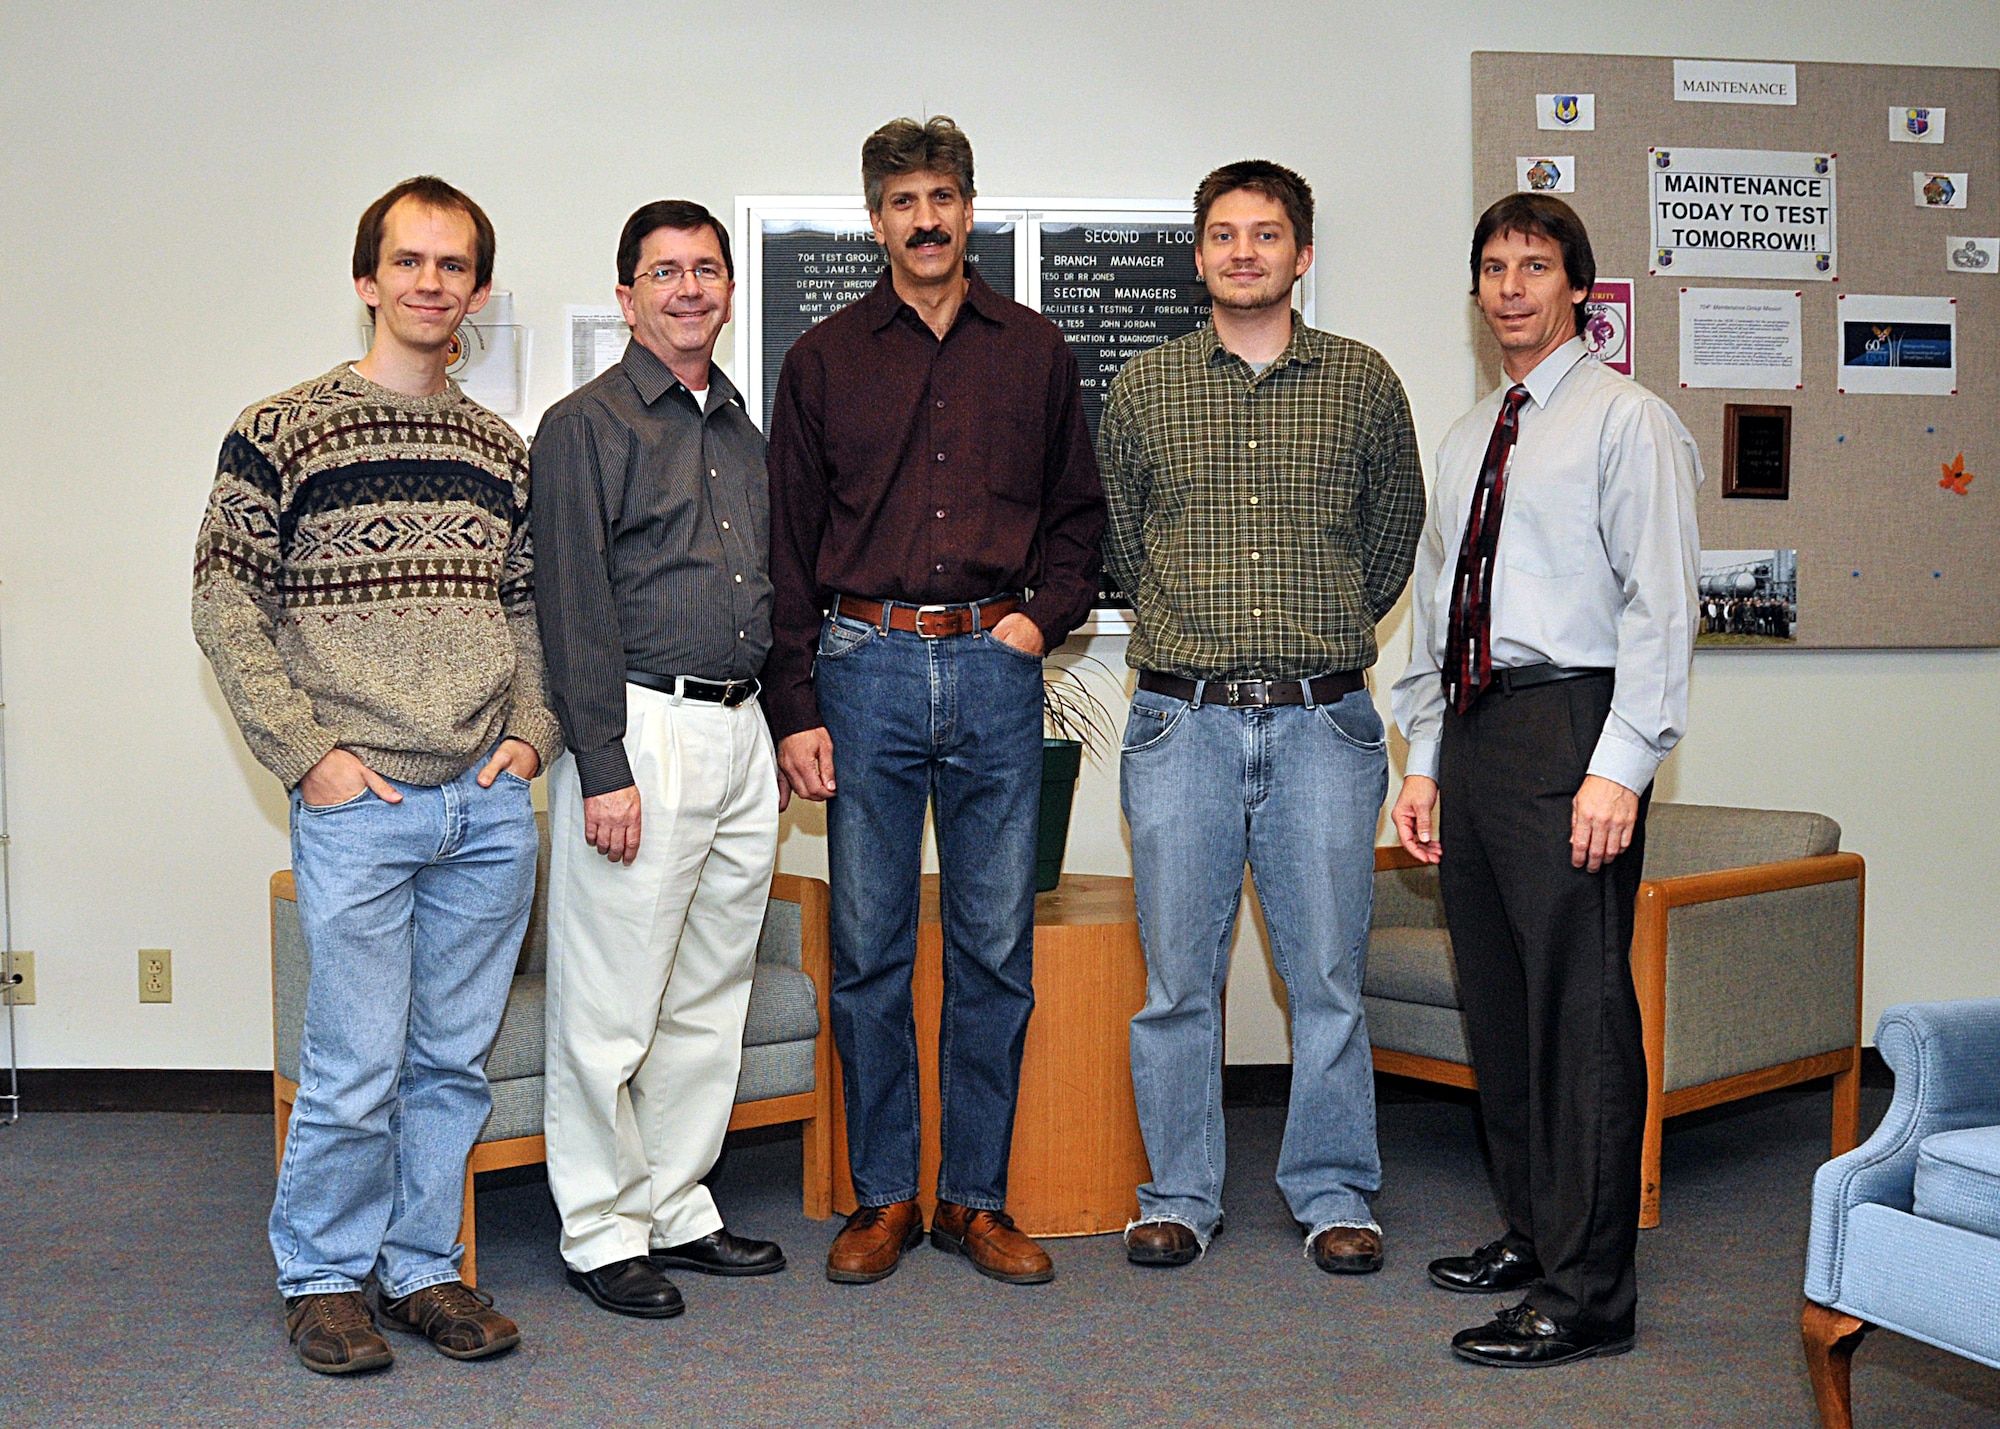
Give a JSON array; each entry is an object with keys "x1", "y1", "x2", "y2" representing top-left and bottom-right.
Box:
[{"x1": 764, "y1": 266, "x2": 1105, "y2": 739}]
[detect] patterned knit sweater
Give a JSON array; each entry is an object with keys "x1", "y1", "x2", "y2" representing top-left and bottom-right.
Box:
[{"x1": 192, "y1": 364, "x2": 563, "y2": 789}]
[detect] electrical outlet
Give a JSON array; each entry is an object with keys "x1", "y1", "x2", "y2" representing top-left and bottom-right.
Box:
[
  {"x1": 139, "y1": 948, "x2": 172, "y2": 1004},
  {"x1": 2, "y1": 951, "x2": 33, "y2": 1006}
]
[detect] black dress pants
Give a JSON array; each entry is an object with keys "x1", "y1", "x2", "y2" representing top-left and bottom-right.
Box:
[{"x1": 1437, "y1": 673, "x2": 1649, "y2": 1336}]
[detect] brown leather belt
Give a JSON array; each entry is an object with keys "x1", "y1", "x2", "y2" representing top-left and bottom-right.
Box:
[
  {"x1": 833, "y1": 594, "x2": 1020, "y2": 639},
  {"x1": 1138, "y1": 669, "x2": 1364, "y2": 708}
]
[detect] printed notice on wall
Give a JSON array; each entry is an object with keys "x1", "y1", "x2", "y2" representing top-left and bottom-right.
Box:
[
  {"x1": 1838, "y1": 294, "x2": 1956, "y2": 396},
  {"x1": 1649, "y1": 148, "x2": 1836, "y2": 281},
  {"x1": 1673, "y1": 59, "x2": 1797, "y2": 106},
  {"x1": 1583, "y1": 280, "x2": 1634, "y2": 375},
  {"x1": 1678, "y1": 288, "x2": 1802, "y2": 390},
  {"x1": 567, "y1": 306, "x2": 628, "y2": 391}
]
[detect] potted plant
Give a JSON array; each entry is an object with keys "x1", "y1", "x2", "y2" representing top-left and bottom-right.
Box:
[{"x1": 1037, "y1": 658, "x2": 1117, "y2": 892}]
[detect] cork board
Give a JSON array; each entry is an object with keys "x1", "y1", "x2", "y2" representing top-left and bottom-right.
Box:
[{"x1": 1473, "y1": 52, "x2": 2000, "y2": 647}]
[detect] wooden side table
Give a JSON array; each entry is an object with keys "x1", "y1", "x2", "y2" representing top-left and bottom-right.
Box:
[{"x1": 829, "y1": 873, "x2": 1152, "y2": 1236}]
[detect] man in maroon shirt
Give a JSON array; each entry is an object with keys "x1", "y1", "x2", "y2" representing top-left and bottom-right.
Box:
[{"x1": 766, "y1": 116, "x2": 1104, "y2": 1288}]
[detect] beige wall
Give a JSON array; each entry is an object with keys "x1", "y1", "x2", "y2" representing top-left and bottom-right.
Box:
[{"x1": 1, "y1": 1, "x2": 1994, "y2": 1068}]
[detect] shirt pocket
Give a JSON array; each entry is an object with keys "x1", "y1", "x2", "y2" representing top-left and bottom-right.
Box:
[{"x1": 1498, "y1": 466, "x2": 1598, "y2": 578}]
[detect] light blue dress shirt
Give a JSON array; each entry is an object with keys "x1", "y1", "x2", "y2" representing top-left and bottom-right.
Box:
[{"x1": 1392, "y1": 338, "x2": 1704, "y2": 794}]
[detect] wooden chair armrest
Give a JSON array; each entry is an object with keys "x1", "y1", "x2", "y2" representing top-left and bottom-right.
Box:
[
  {"x1": 1640, "y1": 852, "x2": 1863, "y2": 910},
  {"x1": 1374, "y1": 844, "x2": 1428, "y2": 873},
  {"x1": 272, "y1": 870, "x2": 295, "y2": 902}
]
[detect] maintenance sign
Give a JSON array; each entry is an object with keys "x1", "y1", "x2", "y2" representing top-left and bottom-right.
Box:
[{"x1": 1649, "y1": 148, "x2": 1837, "y2": 281}]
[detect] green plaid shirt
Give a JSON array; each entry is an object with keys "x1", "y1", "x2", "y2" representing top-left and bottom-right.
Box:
[{"x1": 1098, "y1": 317, "x2": 1426, "y2": 680}]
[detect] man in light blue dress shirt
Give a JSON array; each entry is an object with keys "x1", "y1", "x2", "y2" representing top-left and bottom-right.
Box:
[{"x1": 1390, "y1": 193, "x2": 1702, "y2": 1369}]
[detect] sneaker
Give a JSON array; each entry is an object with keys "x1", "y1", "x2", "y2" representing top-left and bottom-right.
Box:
[
  {"x1": 285, "y1": 1290, "x2": 393, "y2": 1375},
  {"x1": 378, "y1": 1281, "x2": 521, "y2": 1361}
]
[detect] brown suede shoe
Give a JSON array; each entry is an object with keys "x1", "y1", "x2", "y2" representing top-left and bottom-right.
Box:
[
  {"x1": 1311, "y1": 1224, "x2": 1384, "y2": 1275},
  {"x1": 285, "y1": 1290, "x2": 393, "y2": 1375},
  {"x1": 826, "y1": 1200, "x2": 926, "y2": 1284},
  {"x1": 931, "y1": 1201, "x2": 1055, "y2": 1284},
  {"x1": 1125, "y1": 1219, "x2": 1201, "y2": 1268},
  {"x1": 378, "y1": 1281, "x2": 521, "y2": 1360}
]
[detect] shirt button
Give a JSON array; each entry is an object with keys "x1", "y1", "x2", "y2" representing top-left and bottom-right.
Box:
[
  {"x1": 710, "y1": 468, "x2": 717, "y2": 477},
  {"x1": 935, "y1": 399, "x2": 946, "y2": 409},
  {"x1": 935, "y1": 562, "x2": 945, "y2": 572},
  {"x1": 1250, "y1": 551, "x2": 1261, "y2": 560},
  {"x1": 1247, "y1": 439, "x2": 1259, "y2": 449},
  {"x1": 1253, "y1": 608, "x2": 1263, "y2": 617},
  {"x1": 1249, "y1": 495, "x2": 1259, "y2": 505},
  {"x1": 734, "y1": 573, "x2": 743, "y2": 583},
  {"x1": 936, "y1": 509, "x2": 946, "y2": 519},
  {"x1": 721, "y1": 520, "x2": 730, "y2": 530},
  {"x1": 936, "y1": 452, "x2": 947, "y2": 462},
  {"x1": 738, "y1": 630, "x2": 746, "y2": 639}
]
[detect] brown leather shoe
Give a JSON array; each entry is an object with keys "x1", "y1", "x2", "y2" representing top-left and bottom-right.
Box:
[
  {"x1": 931, "y1": 1201, "x2": 1055, "y2": 1284},
  {"x1": 826, "y1": 1200, "x2": 926, "y2": 1284},
  {"x1": 285, "y1": 1290, "x2": 393, "y2": 1375},
  {"x1": 1125, "y1": 1219, "x2": 1201, "y2": 1267},
  {"x1": 378, "y1": 1281, "x2": 521, "y2": 1360},
  {"x1": 1311, "y1": 1224, "x2": 1384, "y2": 1275}
]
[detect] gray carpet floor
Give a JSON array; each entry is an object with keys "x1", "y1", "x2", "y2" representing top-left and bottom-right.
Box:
[{"x1": 2, "y1": 1083, "x2": 1996, "y2": 1428}]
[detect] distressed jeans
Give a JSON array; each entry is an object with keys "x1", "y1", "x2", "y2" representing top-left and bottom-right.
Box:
[
  {"x1": 1122, "y1": 685, "x2": 1387, "y2": 1246},
  {"x1": 816, "y1": 609, "x2": 1044, "y2": 1210},
  {"x1": 271, "y1": 758, "x2": 536, "y2": 1299}
]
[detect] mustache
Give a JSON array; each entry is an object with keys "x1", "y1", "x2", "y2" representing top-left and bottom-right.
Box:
[{"x1": 906, "y1": 227, "x2": 953, "y2": 248}]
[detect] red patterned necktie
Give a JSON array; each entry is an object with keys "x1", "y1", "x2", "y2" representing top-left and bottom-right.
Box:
[{"x1": 1443, "y1": 385, "x2": 1531, "y2": 714}]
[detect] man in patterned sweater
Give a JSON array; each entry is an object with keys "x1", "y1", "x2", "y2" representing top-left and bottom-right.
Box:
[{"x1": 193, "y1": 177, "x2": 561, "y2": 1375}]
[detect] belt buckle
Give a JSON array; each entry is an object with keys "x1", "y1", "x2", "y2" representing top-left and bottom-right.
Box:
[
  {"x1": 914, "y1": 603, "x2": 956, "y2": 639},
  {"x1": 1228, "y1": 679, "x2": 1269, "y2": 707}
]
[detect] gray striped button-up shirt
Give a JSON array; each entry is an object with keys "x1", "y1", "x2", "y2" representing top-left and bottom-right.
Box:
[{"x1": 530, "y1": 339, "x2": 772, "y2": 797}]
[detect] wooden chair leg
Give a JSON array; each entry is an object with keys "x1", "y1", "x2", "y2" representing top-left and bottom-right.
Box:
[
  {"x1": 272, "y1": 1086, "x2": 293, "y2": 1175},
  {"x1": 1801, "y1": 1301, "x2": 1870, "y2": 1429},
  {"x1": 458, "y1": 1164, "x2": 479, "y2": 1288},
  {"x1": 802, "y1": 1111, "x2": 833, "y2": 1220},
  {"x1": 1831, "y1": 1056, "x2": 1862, "y2": 1157},
  {"x1": 1639, "y1": 1094, "x2": 1664, "y2": 1229}
]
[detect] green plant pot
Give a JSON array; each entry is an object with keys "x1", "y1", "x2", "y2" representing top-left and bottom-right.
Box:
[{"x1": 1035, "y1": 738, "x2": 1083, "y2": 893}]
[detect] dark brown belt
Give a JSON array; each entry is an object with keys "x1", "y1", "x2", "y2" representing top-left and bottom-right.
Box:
[
  {"x1": 1137, "y1": 669, "x2": 1364, "y2": 708},
  {"x1": 833, "y1": 594, "x2": 1020, "y2": 639}
]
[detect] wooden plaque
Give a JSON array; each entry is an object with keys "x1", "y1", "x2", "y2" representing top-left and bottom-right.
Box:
[{"x1": 1723, "y1": 403, "x2": 1793, "y2": 500}]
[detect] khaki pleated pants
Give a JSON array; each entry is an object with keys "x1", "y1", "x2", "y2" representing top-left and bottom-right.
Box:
[{"x1": 544, "y1": 686, "x2": 778, "y2": 1272}]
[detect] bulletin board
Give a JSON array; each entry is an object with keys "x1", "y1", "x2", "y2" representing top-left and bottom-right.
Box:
[{"x1": 1473, "y1": 53, "x2": 2000, "y2": 648}]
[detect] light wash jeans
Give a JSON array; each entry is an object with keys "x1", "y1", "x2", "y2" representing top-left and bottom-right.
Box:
[
  {"x1": 816, "y1": 609, "x2": 1044, "y2": 1210},
  {"x1": 271, "y1": 757, "x2": 537, "y2": 1299},
  {"x1": 1121, "y1": 684, "x2": 1387, "y2": 1247}
]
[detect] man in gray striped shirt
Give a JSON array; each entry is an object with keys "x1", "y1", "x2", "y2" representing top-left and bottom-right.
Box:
[{"x1": 530, "y1": 200, "x2": 786, "y2": 1320}]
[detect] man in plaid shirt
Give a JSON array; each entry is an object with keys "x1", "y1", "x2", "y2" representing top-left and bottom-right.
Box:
[{"x1": 1099, "y1": 160, "x2": 1425, "y2": 1275}]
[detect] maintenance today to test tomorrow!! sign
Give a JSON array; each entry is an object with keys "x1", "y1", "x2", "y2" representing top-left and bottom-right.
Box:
[{"x1": 1649, "y1": 148, "x2": 1839, "y2": 281}]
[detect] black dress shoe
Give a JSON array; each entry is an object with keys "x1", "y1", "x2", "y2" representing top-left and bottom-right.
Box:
[
  {"x1": 1427, "y1": 1239, "x2": 1543, "y2": 1294},
  {"x1": 1451, "y1": 1302, "x2": 1634, "y2": 1368},
  {"x1": 651, "y1": 1228, "x2": 786, "y2": 1277},
  {"x1": 565, "y1": 1256, "x2": 685, "y2": 1318}
]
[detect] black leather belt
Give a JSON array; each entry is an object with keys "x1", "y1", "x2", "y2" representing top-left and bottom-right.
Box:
[
  {"x1": 626, "y1": 671, "x2": 761, "y2": 706},
  {"x1": 1137, "y1": 669, "x2": 1364, "y2": 708},
  {"x1": 1488, "y1": 664, "x2": 1614, "y2": 694}
]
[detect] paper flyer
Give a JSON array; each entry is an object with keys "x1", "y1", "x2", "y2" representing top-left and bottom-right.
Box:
[
  {"x1": 1837, "y1": 294, "x2": 1956, "y2": 396},
  {"x1": 1516, "y1": 156, "x2": 1574, "y2": 193},
  {"x1": 1678, "y1": 288, "x2": 1802, "y2": 390}
]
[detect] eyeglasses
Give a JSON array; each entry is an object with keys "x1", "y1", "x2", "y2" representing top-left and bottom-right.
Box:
[{"x1": 637, "y1": 262, "x2": 728, "y2": 288}]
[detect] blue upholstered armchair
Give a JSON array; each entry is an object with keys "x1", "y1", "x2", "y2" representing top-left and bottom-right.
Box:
[{"x1": 1801, "y1": 998, "x2": 2000, "y2": 1428}]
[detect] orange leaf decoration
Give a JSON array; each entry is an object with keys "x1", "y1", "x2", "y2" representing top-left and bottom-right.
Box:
[{"x1": 1940, "y1": 453, "x2": 1974, "y2": 495}]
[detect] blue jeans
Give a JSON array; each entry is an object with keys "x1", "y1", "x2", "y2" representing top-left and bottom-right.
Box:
[
  {"x1": 1121, "y1": 685, "x2": 1387, "y2": 1245},
  {"x1": 817, "y1": 610, "x2": 1043, "y2": 1210},
  {"x1": 271, "y1": 758, "x2": 537, "y2": 1299}
]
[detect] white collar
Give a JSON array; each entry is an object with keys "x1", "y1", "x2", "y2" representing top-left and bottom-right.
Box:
[{"x1": 1513, "y1": 336, "x2": 1588, "y2": 409}]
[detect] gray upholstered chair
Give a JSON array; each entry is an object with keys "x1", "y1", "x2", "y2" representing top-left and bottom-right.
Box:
[
  {"x1": 270, "y1": 813, "x2": 834, "y2": 1285},
  {"x1": 1364, "y1": 801, "x2": 1865, "y2": 1228}
]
